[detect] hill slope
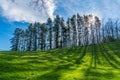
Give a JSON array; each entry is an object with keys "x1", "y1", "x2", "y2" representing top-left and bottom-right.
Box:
[{"x1": 0, "y1": 41, "x2": 120, "y2": 80}]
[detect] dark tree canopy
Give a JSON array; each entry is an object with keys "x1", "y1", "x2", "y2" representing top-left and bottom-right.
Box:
[{"x1": 10, "y1": 14, "x2": 120, "y2": 51}]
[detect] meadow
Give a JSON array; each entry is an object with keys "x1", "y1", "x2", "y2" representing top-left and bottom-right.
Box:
[{"x1": 0, "y1": 41, "x2": 120, "y2": 80}]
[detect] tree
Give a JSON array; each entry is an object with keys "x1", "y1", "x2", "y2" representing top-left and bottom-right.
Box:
[
  {"x1": 10, "y1": 28, "x2": 23, "y2": 51},
  {"x1": 77, "y1": 14, "x2": 83, "y2": 46},
  {"x1": 94, "y1": 16, "x2": 101, "y2": 43},
  {"x1": 54, "y1": 15, "x2": 61, "y2": 48},
  {"x1": 83, "y1": 15, "x2": 89, "y2": 45},
  {"x1": 27, "y1": 24, "x2": 37, "y2": 51},
  {"x1": 115, "y1": 20, "x2": 119, "y2": 40},
  {"x1": 40, "y1": 23, "x2": 47, "y2": 50},
  {"x1": 61, "y1": 18, "x2": 67, "y2": 48},
  {"x1": 47, "y1": 18, "x2": 53, "y2": 49},
  {"x1": 11, "y1": 13, "x2": 120, "y2": 51},
  {"x1": 71, "y1": 15, "x2": 77, "y2": 47}
]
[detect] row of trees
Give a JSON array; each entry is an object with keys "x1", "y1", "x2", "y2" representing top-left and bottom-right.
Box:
[{"x1": 10, "y1": 14, "x2": 120, "y2": 51}]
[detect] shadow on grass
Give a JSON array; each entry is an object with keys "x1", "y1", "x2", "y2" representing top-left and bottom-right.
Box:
[
  {"x1": 90, "y1": 44, "x2": 101, "y2": 68},
  {"x1": 0, "y1": 42, "x2": 120, "y2": 80},
  {"x1": 74, "y1": 45, "x2": 87, "y2": 64},
  {"x1": 35, "y1": 71, "x2": 60, "y2": 80},
  {"x1": 84, "y1": 67, "x2": 114, "y2": 80},
  {"x1": 0, "y1": 51, "x2": 80, "y2": 80},
  {"x1": 34, "y1": 63, "x2": 76, "y2": 80},
  {"x1": 98, "y1": 43, "x2": 120, "y2": 69},
  {"x1": 106, "y1": 42, "x2": 120, "y2": 58}
]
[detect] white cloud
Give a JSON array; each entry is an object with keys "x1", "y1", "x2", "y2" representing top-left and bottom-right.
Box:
[
  {"x1": 56, "y1": 0, "x2": 120, "y2": 19},
  {"x1": 0, "y1": 0, "x2": 56, "y2": 23},
  {"x1": 1, "y1": 0, "x2": 120, "y2": 23}
]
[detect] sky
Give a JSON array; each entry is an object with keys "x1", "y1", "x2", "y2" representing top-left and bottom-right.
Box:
[{"x1": 0, "y1": 0, "x2": 120, "y2": 50}]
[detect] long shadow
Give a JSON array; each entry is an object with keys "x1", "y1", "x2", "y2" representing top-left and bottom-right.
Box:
[
  {"x1": 0, "y1": 61, "x2": 51, "y2": 73},
  {"x1": 90, "y1": 44, "x2": 94, "y2": 67},
  {"x1": 106, "y1": 42, "x2": 120, "y2": 58},
  {"x1": 89, "y1": 43, "x2": 101, "y2": 68},
  {"x1": 101, "y1": 43, "x2": 120, "y2": 66},
  {"x1": 1, "y1": 42, "x2": 120, "y2": 80},
  {"x1": 0, "y1": 55, "x2": 77, "y2": 80},
  {"x1": 35, "y1": 63, "x2": 76, "y2": 80},
  {"x1": 92, "y1": 44, "x2": 100, "y2": 68},
  {"x1": 95, "y1": 44, "x2": 101, "y2": 66},
  {"x1": 84, "y1": 67, "x2": 114, "y2": 80},
  {"x1": 84, "y1": 42, "x2": 119, "y2": 79},
  {"x1": 65, "y1": 46, "x2": 84, "y2": 54},
  {"x1": 74, "y1": 45, "x2": 88, "y2": 64},
  {"x1": 35, "y1": 70, "x2": 60, "y2": 80},
  {"x1": 49, "y1": 46, "x2": 86, "y2": 64},
  {"x1": 98, "y1": 43, "x2": 119, "y2": 69}
]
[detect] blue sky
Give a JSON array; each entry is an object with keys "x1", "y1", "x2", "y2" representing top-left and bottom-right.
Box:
[
  {"x1": 0, "y1": 0, "x2": 120, "y2": 50},
  {"x1": 0, "y1": 17, "x2": 29, "y2": 50}
]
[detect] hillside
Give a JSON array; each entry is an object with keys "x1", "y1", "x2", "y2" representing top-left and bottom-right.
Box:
[{"x1": 0, "y1": 41, "x2": 120, "y2": 80}]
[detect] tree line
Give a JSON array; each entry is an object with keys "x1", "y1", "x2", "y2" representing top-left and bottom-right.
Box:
[{"x1": 10, "y1": 14, "x2": 120, "y2": 51}]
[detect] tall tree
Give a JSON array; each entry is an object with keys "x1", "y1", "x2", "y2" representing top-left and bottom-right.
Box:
[
  {"x1": 40, "y1": 23, "x2": 47, "y2": 50},
  {"x1": 66, "y1": 18, "x2": 72, "y2": 47},
  {"x1": 27, "y1": 24, "x2": 37, "y2": 51},
  {"x1": 47, "y1": 18, "x2": 53, "y2": 49},
  {"x1": 11, "y1": 14, "x2": 120, "y2": 51},
  {"x1": 54, "y1": 15, "x2": 61, "y2": 48},
  {"x1": 61, "y1": 18, "x2": 67, "y2": 48},
  {"x1": 77, "y1": 14, "x2": 83, "y2": 46},
  {"x1": 71, "y1": 15, "x2": 77, "y2": 46},
  {"x1": 10, "y1": 28, "x2": 23, "y2": 51}
]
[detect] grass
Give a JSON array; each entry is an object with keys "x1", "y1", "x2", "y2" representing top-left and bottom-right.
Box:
[{"x1": 0, "y1": 41, "x2": 120, "y2": 80}]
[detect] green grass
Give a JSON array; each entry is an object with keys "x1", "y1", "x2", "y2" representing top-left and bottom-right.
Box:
[{"x1": 0, "y1": 41, "x2": 120, "y2": 80}]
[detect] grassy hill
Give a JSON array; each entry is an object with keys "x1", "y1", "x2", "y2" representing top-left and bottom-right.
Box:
[{"x1": 0, "y1": 41, "x2": 120, "y2": 80}]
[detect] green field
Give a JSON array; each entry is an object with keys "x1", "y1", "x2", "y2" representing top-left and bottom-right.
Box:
[{"x1": 0, "y1": 41, "x2": 120, "y2": 80}]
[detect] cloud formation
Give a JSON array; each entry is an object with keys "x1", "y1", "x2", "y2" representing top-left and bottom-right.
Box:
[
  {"x1": 55, "y1": 0, "x2": 120, "y2": 19},
  {"x1": 0, "y1": 0, "x2": 56, "y2": 23},
  {"x1": 0, "y1": 0, "x2": 120, "y2": 23}
]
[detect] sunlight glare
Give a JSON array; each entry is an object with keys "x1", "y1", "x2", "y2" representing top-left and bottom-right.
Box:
[{"x1": 88, "y1": 15, "x2": 95, "y2": 25}]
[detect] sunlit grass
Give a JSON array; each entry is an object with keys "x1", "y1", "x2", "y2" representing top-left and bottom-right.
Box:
[{"x1": 0, "y1": 41, "x2": 120, "y2": 80}]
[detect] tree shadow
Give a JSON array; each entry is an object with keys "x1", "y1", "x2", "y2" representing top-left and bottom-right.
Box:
[
  {"x1": 0, "y1": 51, "x2": 81, "y2": 80},
  {"x1": 98, "y1": 43, "x2": 120, "y2": 69},
  {"x1": 34, "y1": 71, "x2": 60, "y2": 80},
  {"x1": 83, "y1": 42, "x2": 120, "y2": 80},
  {"x1": 90, "y1": 44, "x2": 101, "y2": 68},
  {"x1": 34, "y1": 63, "x2": 75, "y2": 80},
  {"x1": 106, "y1": 42, "x2": 120, "y2": 58},
  {"x1": 45, "y1": 46, "x2": 87, "y2": 65},
  {"x1": 84, "y1": 67, "x2": 114, "y2": 80},
  {"x1": 74, "y1": 46, "x2": 87, "y2": 64},
  {"x1": 0, "y1": 42, "x2": 120, "y2": 80}
]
